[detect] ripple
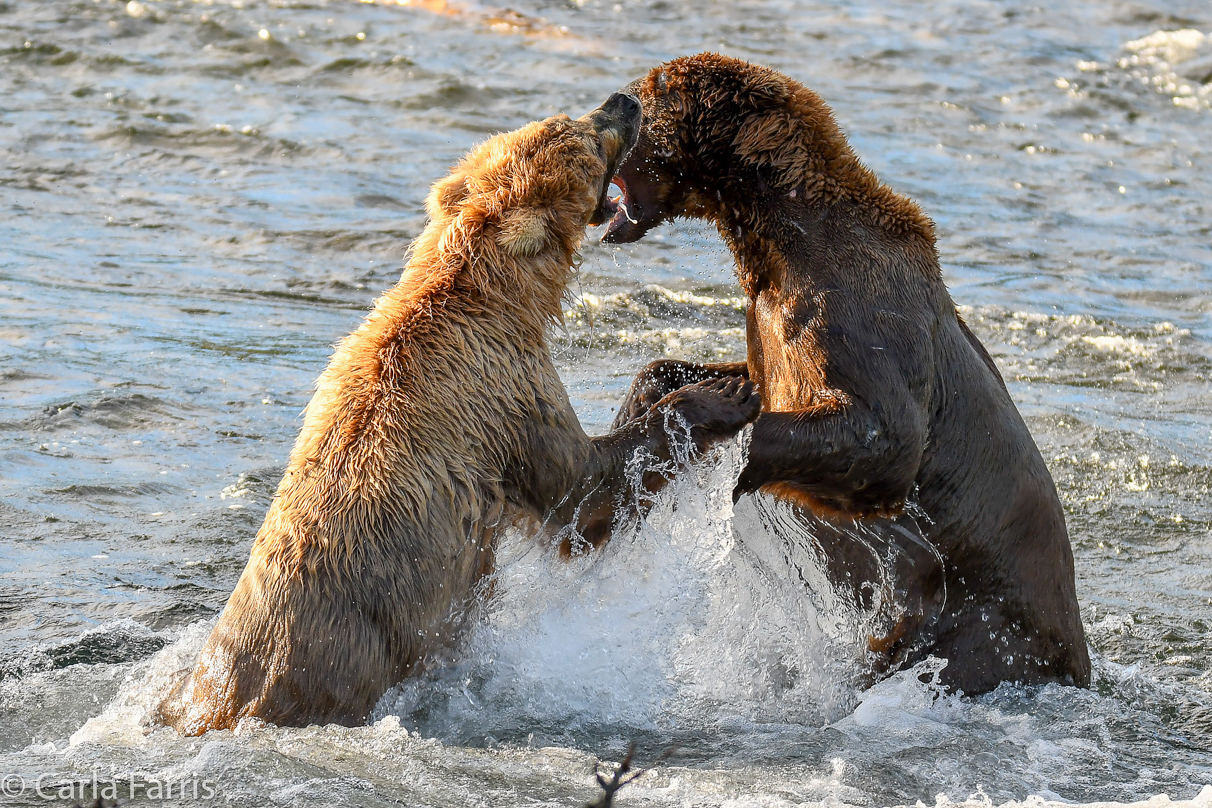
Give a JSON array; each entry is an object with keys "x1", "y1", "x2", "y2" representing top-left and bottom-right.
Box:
[
  {"x1": 20, "y1": 394, "x2": 188, "y2": 433},
  {"x1": 961, "y1": 306, "x2": 1212, "y2": 392}
]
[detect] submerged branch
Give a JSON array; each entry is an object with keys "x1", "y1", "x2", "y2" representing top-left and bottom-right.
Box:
[{"x1": 584, "y1": 743, "x2": 679, "y2": 808}]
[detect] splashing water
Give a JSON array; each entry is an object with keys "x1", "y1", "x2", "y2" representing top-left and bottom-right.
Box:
[
  {"x1": 15, "y1": 351, "x2": 1212, "y2": 806},
  {"x1": 12, "y1": 433, "x2": 1212, "y2": 805},
  {"x1": 373, "y1": 430, "x2": 875, "y2": 749},
  {"x1": 60, "y1": 431, "x2": 893, "y2": 793}
]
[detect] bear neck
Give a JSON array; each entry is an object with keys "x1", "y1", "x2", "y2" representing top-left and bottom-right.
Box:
[
  {"x1": 663, "y1": 63, "x2": 939, "y2": 296},
  {"x1": 710, "y1": 194, "x2": 941, "y2": 300},
  {"x1": 683, "y1": 111, "x2": 940, "y2": 297},
  {"x1": 403, "y1": 213, "x2": 574, "y2": 329}
]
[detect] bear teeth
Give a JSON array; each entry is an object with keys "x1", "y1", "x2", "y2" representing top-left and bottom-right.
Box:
[{"x1": 618, "y1": 198, "x2": 639, "y2": 225}]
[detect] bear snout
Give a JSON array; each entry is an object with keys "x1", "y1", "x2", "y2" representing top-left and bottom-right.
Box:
[
  {"x1": 582, "y1": 92, "x2": 642, "y2": 227},
  {"x1": 606, "y1": 92, "x2": 641, "y2": 119},
  {"x1": 580, "y1": 93, "x2": 642, "y2": 163}
]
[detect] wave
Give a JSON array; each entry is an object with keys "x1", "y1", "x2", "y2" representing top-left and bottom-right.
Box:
[
  {"x1": 3, "y1": 393, "x2": 189, "y2": 433},
  {"x1": 0, "y1": 433, "x2": 1200, "y2": 805}
]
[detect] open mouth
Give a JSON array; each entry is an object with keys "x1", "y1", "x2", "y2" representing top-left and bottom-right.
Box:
[
  {"x1": 601, "y1": 171, "x2": 658, "y2": 243},
  {"x1": 601, "y1": 174, "x2": 637, "y2": 240},
  {"x1": 588, "y1": 164, "x2": 628, "y2": 226},
  {"x1": 597, "y1": 183, "x2": 621, "y2": 223},
  {"x1": 582, "y1": 92, "x2": 642, "y2": 230},
  {"x1": 587, "y1": 128, "x2": 639, "y2": 226}
]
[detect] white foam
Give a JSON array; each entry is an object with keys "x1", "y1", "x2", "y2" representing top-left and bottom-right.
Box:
[
  {"x1": 923, "y1": 787, "x2": 1212, "y2": 808},
  {"x1": 70, "y1": 620, "x2": 213, "y2": 747}
]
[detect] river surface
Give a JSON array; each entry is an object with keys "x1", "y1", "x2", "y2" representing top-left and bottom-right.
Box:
[{"x1": 2, "y1": 0, "x2": 1212, "y2": 806}]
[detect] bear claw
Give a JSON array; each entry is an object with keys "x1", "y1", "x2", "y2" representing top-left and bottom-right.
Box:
[{"x1": 657, "y1": 375, "x2": 761, "y2": 451}]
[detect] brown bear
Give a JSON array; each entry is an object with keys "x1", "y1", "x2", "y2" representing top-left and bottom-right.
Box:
[
  {"x1": 601, "y1": 54, "x2": 1090, "y2": 695},
  {"x1": 156, "y1": 92, "x2": 760, "y2": 735}
]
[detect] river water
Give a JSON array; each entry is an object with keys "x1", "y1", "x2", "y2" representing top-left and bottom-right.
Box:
[{"x1": 2, "y1": 0, "x2": 1211, "y2": 806}]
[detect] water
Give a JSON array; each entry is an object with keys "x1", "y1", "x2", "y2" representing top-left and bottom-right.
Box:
[{"x1": 2, "y1": 0, "x2": 1211, "y2": 805}]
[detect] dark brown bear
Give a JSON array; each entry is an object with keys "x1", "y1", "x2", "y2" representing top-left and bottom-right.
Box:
[
  {"x1": 603, "y1": 54, "x2": 1090, "y2": 695},
  {"x1": 157, "y1": 93, "x2": 760, "y2": 735}
]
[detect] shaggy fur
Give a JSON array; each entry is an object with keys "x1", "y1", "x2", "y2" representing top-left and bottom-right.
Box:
[
  {"x1": 604, "y1": 54, "x2": 1090, "y2": 694},
  {"x1": 158, "y1": 96, "x2": 759, "y2": 735}
]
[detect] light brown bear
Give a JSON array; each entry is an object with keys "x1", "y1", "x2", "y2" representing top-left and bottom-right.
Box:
[
  {"x1": 602, "y1": 54, "x2": 1090, "y2": 695},
  {"x1": 157, "y1": 93, "x2": 760, "y2": 735}
]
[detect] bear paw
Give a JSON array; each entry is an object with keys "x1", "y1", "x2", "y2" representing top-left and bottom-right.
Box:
[{"x1": 656, "y1": 375, "x2": 761, "y2": 453}]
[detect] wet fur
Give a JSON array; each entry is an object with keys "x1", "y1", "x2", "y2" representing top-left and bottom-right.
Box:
[
  {"x1": 607, "y1": 54, "x2": 1090, "y2": 694},
  {"x1": 158, "y1": 107, "x2": 759, "y2": 734}
]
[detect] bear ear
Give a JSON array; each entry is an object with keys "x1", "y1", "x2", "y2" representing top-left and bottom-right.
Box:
[
  {"x1": 426, "y1": 172, "x2": 469, "y2": 219},
  {"x1": 733, "y1": 109, "x2": 810, "y2": 185},
  {"x1": 498, "y1": 207, "x2": 550, "y2": 257},
  {"x1": 744, "y1": 72, "x2": 787, "y2": 107}
]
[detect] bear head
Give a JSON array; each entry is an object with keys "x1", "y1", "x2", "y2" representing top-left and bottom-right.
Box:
[
  {"x1": 427, "y1": 92, "x2": 641, "y2": 261},
  {"x1": 599, "y1": 53, "x2": 872, "y2": 245}
]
